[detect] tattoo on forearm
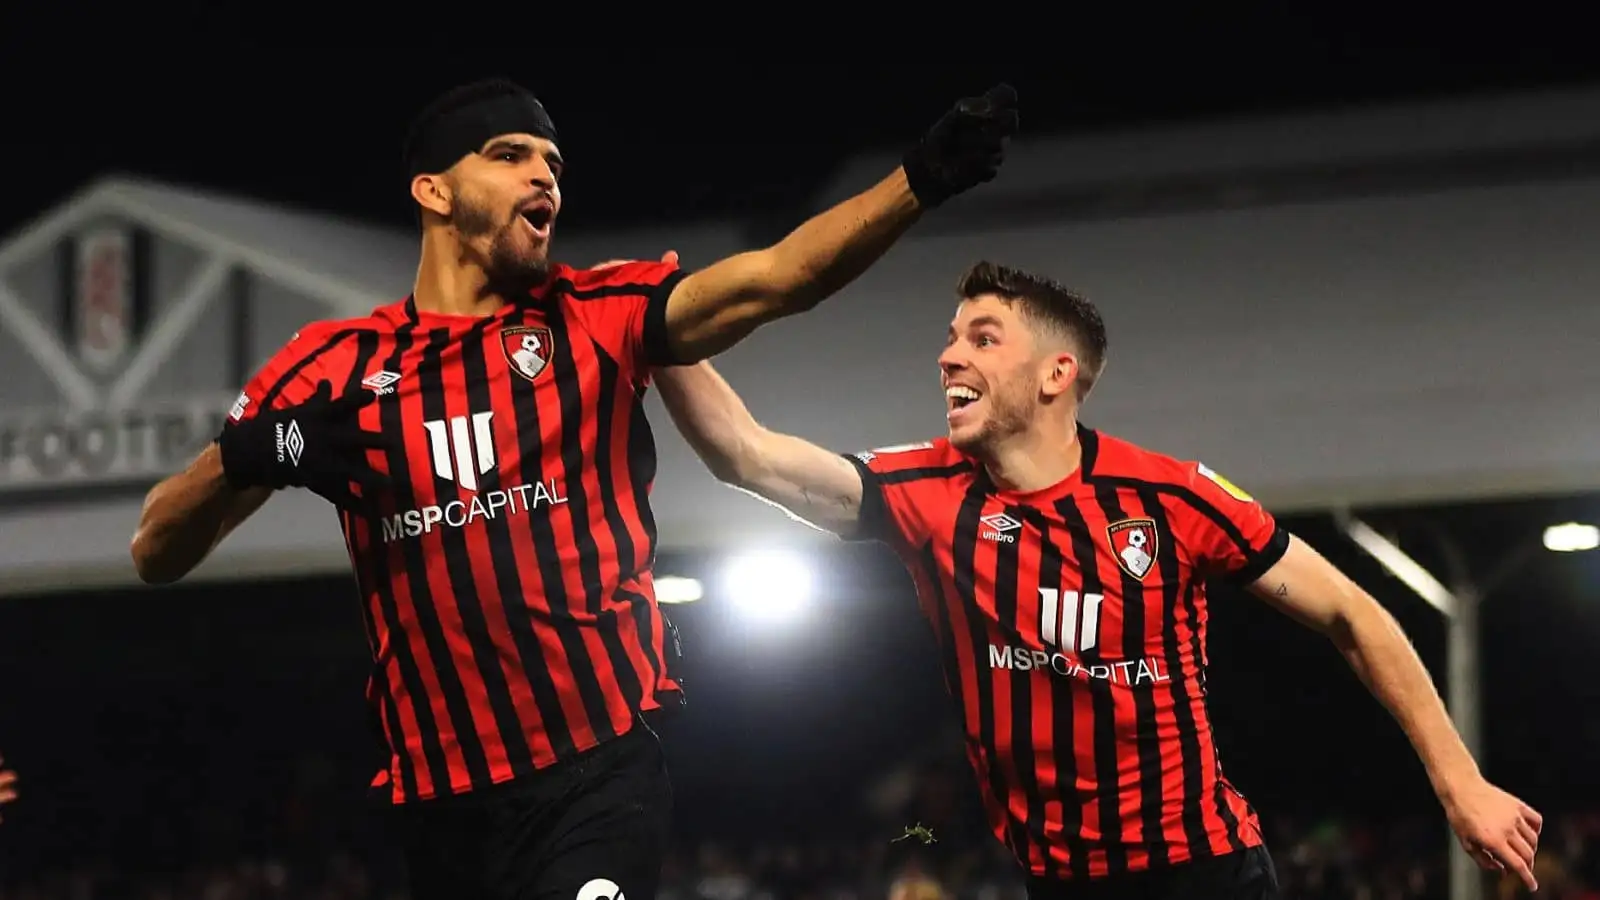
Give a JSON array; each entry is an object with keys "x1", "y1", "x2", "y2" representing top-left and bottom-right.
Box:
[
  {"x1": 1274, "y1": 583, "x2": 1289, "y2": 598},
  {"x1": 797, "y1": 485, "x2": 852, "y2": 512}
]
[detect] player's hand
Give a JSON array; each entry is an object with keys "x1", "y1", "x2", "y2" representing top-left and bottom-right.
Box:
[
  {"x1": 902, "y1": 84, "x2": 1018, "y2": 208},
  {"x1": 0, "y1": 756, "x2": 17, "y2": 823},
  {"x1": 592, "y1": 251, "x2": 679, "y2": 270},
  {"x1": 216, "y1": 380, "x2": 395, "y2": 514},
  {"x1": 1443, "y1": 777, "x2": 1543, "y2": 891}
]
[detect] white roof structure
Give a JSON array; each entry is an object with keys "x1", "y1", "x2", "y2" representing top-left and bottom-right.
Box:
[
  {"x1": 3, "y1": 177, "x2": 411, "y2": 319},
  {"x1": 3, "y1": 84, "x2": 1599, "y2": 595}
]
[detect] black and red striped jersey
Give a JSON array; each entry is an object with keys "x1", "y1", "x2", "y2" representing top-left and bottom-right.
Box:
[
  {"x1": 230, "y1": 261, "x2": 687, "y2": 804},
  {"x1": 844, "y1": 426, "x2": 1289, "y2": 880}
]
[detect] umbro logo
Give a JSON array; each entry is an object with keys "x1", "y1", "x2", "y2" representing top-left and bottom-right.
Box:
[
  {"x1": 362, "y1": 370, "x2": 402, "y2": 395},
  {"x1": 980, "y1": 512, "x2": 1022, "y2": 543}
]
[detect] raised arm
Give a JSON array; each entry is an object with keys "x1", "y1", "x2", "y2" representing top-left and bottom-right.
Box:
[
  {"x1": 653, "y1": 362, "x2": 865, "y2": 536},
  {"x1": 661, "y1": 85, "x2": 1017, "y2": 363},
  {"x1": 1247, "y1": 537, "x2": 1543, "y2": 890}
]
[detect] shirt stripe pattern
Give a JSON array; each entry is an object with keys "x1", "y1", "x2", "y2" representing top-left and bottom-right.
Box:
[
  {"x1": 230, "y1": 261, "x2": 688, "y2": 803},
  {"x1": 846, "y1": 426, "x2": 1288, "y2": 880}
]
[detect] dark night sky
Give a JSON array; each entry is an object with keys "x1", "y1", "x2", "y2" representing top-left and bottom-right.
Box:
[
  {"x1": 2, "y1": 26, "x2": 1599, "y2": 875},
  {"x1": 4, "y1": 30, "x2": 1600, "y2": 239}
]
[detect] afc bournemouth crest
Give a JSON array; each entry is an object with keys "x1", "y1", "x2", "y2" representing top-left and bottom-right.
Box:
[
  {"x1": 502, "y1": 325, "x2": 553, "y2": 382},
  {"x1": 1107, "y1": 517, "x2": 1158, "y2": 581}
]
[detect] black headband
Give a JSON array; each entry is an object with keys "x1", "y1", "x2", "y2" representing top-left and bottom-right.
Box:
[{"x1": 405, "y1": 87, "x2": 559, "y2": 178}]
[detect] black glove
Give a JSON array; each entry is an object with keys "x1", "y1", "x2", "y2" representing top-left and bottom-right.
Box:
[
  {"x1": 902, "y1": 83, "x2": 1019, "y2": 208},
  {"x1": 217, "y1": 380, "x2": 392, "y2": 512}
]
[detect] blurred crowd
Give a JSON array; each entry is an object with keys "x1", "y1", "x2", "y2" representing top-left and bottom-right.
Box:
[{"x1": 3, "y1": 812, "x2": 1597, "y2": 899}]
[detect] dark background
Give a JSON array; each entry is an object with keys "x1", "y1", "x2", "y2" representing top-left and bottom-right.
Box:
[{"x1": 1, "y1": 26, "x2": 1599, "y2": 887}]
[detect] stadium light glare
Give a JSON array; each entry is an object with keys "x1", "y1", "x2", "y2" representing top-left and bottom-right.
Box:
[
  {"x1": 720, "y1": 549, "x2": 814, "y2": 621},
  {"x1": 655, "y1": 575, "x2": 704, "y2": 604},
  {"x1": 1543, "y1": 522, "x2": 1599, "y2": 553}
]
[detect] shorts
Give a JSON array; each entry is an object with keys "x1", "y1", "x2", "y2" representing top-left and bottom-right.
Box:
[
  {"x1": 1026, "y1": 845, "x2": 1280, "y2": 900},
  {"x1": 390, "y1": 720, "x2": 673, "y2": 900}
]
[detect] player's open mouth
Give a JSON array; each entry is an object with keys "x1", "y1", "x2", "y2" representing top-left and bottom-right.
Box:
[
  {"x1": 946, "y1": 384, "x2": 982, "y2": 420},
  {"x1": 519, "y1": 203, "x2": 554, "y2": 239}
]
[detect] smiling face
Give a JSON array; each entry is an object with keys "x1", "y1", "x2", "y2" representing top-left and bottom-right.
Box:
[
  {"x1": 939, "y1": 294, "x2": 1077, "y2": 454},
  {"x1": 412, "y1": 132, "x2": 565, "y2": 292}
]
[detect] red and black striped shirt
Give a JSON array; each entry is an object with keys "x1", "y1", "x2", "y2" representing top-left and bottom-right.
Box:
[
  {"x1": 844, "y1": 426, "x2": 1289, "y2": 880},
  {"x1": 231, "y1": 261, "x2": 687, "y2": 803}
]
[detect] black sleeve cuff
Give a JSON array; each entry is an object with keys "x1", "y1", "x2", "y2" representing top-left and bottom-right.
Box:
[
  {"x1": 642, "y1": 268, "x2": 691, "y2": 368},
  {"x1": 840, "y1": 454, "x2": 890, "y2": 544},
  {"x1": 1224, "y1": 526, "x2": 1291, "y2": 585}
]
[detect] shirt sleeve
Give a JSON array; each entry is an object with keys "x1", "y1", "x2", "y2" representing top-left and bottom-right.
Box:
[
  {"x1": 226, "y1": 325, "x2": 343, "y2": 425},
  {"x1": 563, "y1": 261, "x2": 690, "y2": 371},
  {"x1": 838, "y1": 441, "x2": 954, "y2": 553},
  {"x1": 1171, "y1": 461, "x2": 1290, "y2": 584}
]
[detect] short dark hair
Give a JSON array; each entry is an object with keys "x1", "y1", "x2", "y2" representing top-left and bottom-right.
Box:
[{"x1": 956, "y1": 260, "x2": 1108, "y2": 399}]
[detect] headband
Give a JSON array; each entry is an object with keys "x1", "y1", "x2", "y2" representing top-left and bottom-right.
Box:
[{"x1": 405, "y1": 86, "x2": 558, "y2": 178}]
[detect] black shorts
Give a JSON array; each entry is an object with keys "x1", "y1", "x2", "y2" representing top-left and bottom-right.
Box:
[
  {"x1": 1026, "y1": 845, "x2": 1280, "y2": 900},
  {"x1": 390, "y1": 721, "x2": 673, "y2": 900}
]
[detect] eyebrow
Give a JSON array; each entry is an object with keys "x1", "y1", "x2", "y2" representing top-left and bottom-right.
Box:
[{"x1": 480, "y1": 140, "x2": 564, "y2": 170}]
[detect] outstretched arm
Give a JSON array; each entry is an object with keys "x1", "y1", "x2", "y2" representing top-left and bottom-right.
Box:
[
  {"x1": 653, "y1": 362, "x2": 865, "y2": 536},
  {"x1": 1248, "y1": 536, "x2": 1543, "y2": 890},
  {"x1": 660, "y1": 85, "x2": 1017, "y2": 363},
  {"x1": 131, "y1": 444, "x2": 272, "y2": 584}
]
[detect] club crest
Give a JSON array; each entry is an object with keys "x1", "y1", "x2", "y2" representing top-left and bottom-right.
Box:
[
  {"x1": 1107, "y1": 517, "x2": 1158, "y2": 581},
  {"x1": 502, "y1": 326, "x2": 553, "y2": 382}
]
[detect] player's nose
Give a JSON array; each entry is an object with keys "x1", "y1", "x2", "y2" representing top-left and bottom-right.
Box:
[
  {"x1": 937, "y1": 344, "x2": 968, "y2": 373},
  {"x1": 525, "y1": 157, "x2": 558, "y2": 192}
]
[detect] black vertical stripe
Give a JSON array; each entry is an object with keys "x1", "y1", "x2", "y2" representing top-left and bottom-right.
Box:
[
  {"x1": 56, "y1": 238, "x2": 73, "y2": 340},
  {"x1": 951, "y1": 485, "x2": 1017, "y2": 857},
  {"x1": 380, "y1": 325, "x2": 472, "y2": 794},
  {"x1": 368, "y1": 324, "x2": 439, "y2": 800},
  {"x1": 1056, "y1": 496, "x2": 1124, "y2": 875},
  {"x1": 543, "y1": 313, "x2": 619, "y2": 741},
  {"x1": 451, "y1": 328, "x2": 540, "y2": 778},
  {"x1": 587, "y1": 341, "x2": 646, "y2": 711},
  {"x1": 226, "y1": 268, "x2": 251, "y2": 391},
  {"x1": 992, "y1": 503, "x2": 1042, "y2": 868},
  {"x1": 130, "y1": 228, "x2": 152, "y2": 340},
  {"x1": 1029, "y1": 515, "x2": 1090, "y2": 880},
  {"x1": 505, "y1": 326, "x2": 585, "y2": 760},
  {"x1": 414, "y1": 327, "x2": 496, "y2": 788},
  {"x1": 1139, "y1": 489, "x2": 1213, "y2": 860},
  {"x1": 1094, "y1": 485, "x2": 1167, "y2": 868},
  {"x1": 336, "y1": 332, "x2": 410, "y2": 791}
]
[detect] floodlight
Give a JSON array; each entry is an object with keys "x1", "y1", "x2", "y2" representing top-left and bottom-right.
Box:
[{"x1": 1543, "y1": 522, "x2": 1599, "y2": 553}]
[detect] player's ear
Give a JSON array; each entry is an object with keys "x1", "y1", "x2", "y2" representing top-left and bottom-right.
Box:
[
  {"x1": 411, "y1": 173, "x2": 452, "y2": 219},
  {"x1": 1040, "y1": 351, "x2": 1079, "y2": 399}
]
